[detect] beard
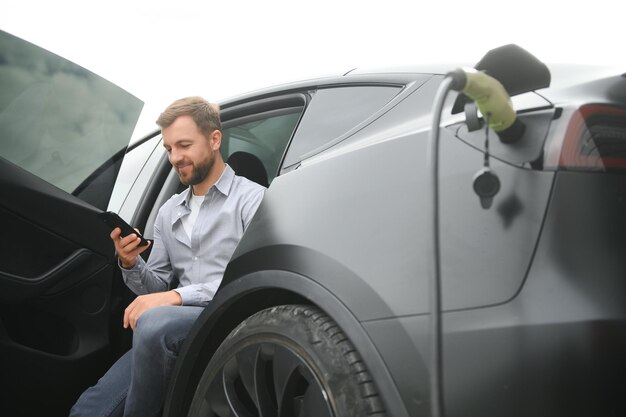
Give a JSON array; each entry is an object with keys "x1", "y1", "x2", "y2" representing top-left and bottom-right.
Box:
[{"x1": 178, "y1": 152, "x2": 214, "y2": 186}]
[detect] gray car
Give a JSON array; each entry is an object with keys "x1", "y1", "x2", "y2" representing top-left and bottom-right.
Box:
[{"x1": 1, "y1": 29, "x2": 625, "y2": 417}]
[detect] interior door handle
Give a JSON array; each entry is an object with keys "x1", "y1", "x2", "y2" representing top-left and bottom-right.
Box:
[{"x1": 0, "y1": 248, "x2": 94, "y2": 303}]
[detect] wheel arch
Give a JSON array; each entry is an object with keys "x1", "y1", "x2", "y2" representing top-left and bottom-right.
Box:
[{"x1": 164, "y1": 246, "x2": 411, "y2": 417}]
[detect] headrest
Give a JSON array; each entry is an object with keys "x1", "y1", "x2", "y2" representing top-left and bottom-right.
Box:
[{"x1": 226, "y1": 151, "x2": 269, "y2": 187}]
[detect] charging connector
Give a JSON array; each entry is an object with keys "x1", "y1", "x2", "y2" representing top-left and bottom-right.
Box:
[{"x1": 448, "y1": 68, "x2": 525, "y2": 143}]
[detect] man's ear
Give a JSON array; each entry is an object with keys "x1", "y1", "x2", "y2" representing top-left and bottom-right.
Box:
[{"x1": 210, "y1": 130, "x2": 222, "y2": 150}]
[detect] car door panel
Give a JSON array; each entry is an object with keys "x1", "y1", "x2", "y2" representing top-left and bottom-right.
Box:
[
  {"x1": 0, "y1": 146, "x2": 129, "y2": 417},
  {"x1": 0, "y1": 29, "x2": 143, "y2": 417},
  {"x1": 1, "y1": 267, "x2": 118, "y2": 416}
]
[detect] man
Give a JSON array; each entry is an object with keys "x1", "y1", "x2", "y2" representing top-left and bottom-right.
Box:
[{"x1": 71, "y1": 96, "x2": 266, "y2": 417}]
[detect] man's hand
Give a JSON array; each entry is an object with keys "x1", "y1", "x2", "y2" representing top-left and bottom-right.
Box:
[
  {"x1": 123, "y1": 290, "x2": 183, "y2": 331},
  {"x1": 111, "y1": 227, "x2": 151, "y2": 269}
]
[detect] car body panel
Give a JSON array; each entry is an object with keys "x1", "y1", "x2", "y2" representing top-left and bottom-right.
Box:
[
  {"x1": 233, "y1": 75, "x2": 557, "y2": 317},
  {"x1": 363, "y1": 171, "x2": 626, "y2": 417}
]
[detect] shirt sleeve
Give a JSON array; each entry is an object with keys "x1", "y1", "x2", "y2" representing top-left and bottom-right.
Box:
[
  {"x1": 173, "y1": 281, "x2": 220, "y2": 306},
  {"x1": 121, "y1": 210, "x2": 173, "y2": 295},
  {"x1": 242, "y1": 185, "x2": 266, "y2": 229}
]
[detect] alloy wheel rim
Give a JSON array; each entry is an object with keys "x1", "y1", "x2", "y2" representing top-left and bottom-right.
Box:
[{"x1": 196, "y1": 341, "x2": 334, "y2": 417}]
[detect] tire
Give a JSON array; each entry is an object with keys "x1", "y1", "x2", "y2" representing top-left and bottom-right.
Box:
[{"x1": 187, "y1": 304, "x2": 386, "y2": 417}]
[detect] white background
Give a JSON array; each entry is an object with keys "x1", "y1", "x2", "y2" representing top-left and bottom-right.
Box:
[{"x1": 3, "y1": 0, "x2": 625, "y2": 139}]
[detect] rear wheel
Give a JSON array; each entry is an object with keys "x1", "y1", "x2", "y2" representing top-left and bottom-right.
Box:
[{"x1": 188, "y1": 304, "x2": 386, "y2": 417}]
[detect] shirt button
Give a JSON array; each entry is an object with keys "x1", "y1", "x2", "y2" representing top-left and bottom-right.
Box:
[{"x1": 193, "y1": 256, "x2": 198, "y2": 261}]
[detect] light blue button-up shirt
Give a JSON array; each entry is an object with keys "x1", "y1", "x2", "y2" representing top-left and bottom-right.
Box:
[{"x1": 121, "y1": 165, "x2": 265, "y2": 306}]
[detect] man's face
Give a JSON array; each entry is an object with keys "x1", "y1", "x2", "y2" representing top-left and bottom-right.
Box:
[{"x1": 162, "y1": 115, "x2": 218, "y2": 187}]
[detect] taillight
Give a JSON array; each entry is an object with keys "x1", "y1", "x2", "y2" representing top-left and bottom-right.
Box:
[{"x1": 558, "y1": 104, "x2": 626, "y2": 171}]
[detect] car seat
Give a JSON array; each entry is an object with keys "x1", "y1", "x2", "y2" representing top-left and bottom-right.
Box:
[{"x1": 226, "y1": 151, "x2": 269, "y2": 188}]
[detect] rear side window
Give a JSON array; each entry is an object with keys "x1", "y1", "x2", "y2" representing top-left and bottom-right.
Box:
[
  {"x1": 221, "y1": 106, "x2": 303, "y2": 184},
  {"x1": 282, "y1": 85, "x2": 401, "y2": 167},
  {"x1": 0, "y1": 30, "x2": 143, "y2": 199}
]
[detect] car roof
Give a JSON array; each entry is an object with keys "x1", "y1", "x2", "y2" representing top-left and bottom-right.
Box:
[{"x1": 219, "y1": 62, "x2": 625, "y2": 109}]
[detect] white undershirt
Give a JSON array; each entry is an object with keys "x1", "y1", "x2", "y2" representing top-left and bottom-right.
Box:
[{"x1": 182, "y1": 193, "x2": 205, "y2": 239}]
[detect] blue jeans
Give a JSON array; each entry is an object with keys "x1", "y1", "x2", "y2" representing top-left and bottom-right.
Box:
[{"x1": 70, "y1": 306, "x2": 204, "y2": 417}]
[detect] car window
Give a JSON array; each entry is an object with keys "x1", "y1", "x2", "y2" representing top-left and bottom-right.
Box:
[
  {"x1": 0, "y1": 30, "x2": 143, "y2": 203},
  {"x1": 222, "y1": 107, "x2": 303, "y2": 184},
  {"x1": 282, "y1": 85, "x2": 401, "y2": 167},
  {"x1": 108, "y1": 133, "x2": 164, "y2": 215}
]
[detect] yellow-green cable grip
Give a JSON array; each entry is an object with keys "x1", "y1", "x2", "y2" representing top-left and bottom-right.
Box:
[
  {"x1": 463, "y1": 70, "x2": 515, "y2": 132},
  {"x1": 448, "y1": 68, "x2": 526, "y2": 143}
]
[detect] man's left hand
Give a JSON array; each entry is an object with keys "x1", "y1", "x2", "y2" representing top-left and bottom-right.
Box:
[{"x1": 123, "y1": 290, "x2": 183, "y2": 331}]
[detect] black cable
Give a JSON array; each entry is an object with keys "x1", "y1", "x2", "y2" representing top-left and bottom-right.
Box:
[
  {"x1": 426, "y1": 75, "x2": 454, "y2": 417},
  {"x1": 484, "y1": 113, "x2": 491, "y2": 168}
]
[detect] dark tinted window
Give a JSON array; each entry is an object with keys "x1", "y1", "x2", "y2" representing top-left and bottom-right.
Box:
[
  {"x1": 282, "y1": 85, "x2": 401, "y2": 167},
  {"x1": 0, "y1": 30, "x2": 143, "y2": 198}
]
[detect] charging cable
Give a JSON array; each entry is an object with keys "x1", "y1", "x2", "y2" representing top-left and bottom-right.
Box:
[
  {"x1": 427, "y1": 68, "x2": 519, "y2": 417},
  {"x1": 426, "y1": 75, "x2": 455, "y2": 417}
]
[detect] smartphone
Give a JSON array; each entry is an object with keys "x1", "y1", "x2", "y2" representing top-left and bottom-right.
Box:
[{"x1": 99, "y1": 211, "x2": 149, "y2": 246}]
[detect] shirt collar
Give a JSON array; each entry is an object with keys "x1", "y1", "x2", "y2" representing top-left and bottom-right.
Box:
[
  {"x1": 215, "y1": 164, "x2": 235, "y2": 196},
  {"x1": 174, "y1": 164, "x2": 236, "y2": 208}
]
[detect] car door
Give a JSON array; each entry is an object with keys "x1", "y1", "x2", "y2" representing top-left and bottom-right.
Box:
[{"x1": 0, "y1": 30, "x2": 144, "y2": 417}]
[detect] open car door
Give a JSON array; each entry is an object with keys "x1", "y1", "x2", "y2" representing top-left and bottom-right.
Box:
[{"x1": 0, "y1": 30, "x2": 144, "y2": 417}]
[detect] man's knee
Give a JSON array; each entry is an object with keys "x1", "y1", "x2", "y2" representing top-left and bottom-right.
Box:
[
  {"x1": 134, "y1": 306, "x2": 177, "y2": 344},
  {"x1": 134, "y1": 306, "x2": 203, "y2": 348}
]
